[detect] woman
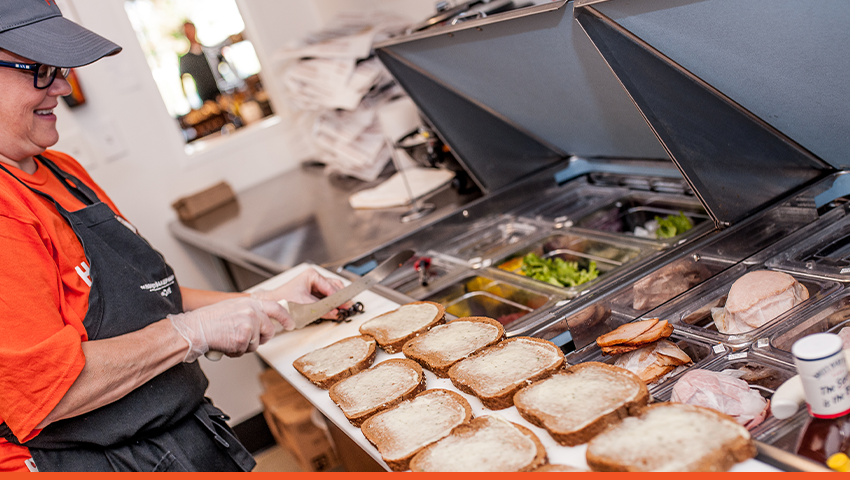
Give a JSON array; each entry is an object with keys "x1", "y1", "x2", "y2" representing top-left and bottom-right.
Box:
[{"x1": 0, "y1": 1, "x2": 345, "y2": 472}]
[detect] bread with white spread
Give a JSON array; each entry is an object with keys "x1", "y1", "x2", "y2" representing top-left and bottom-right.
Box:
[
  {"x1": 359, "y1": 301, "x2": 446, "y2": 354},
  {"x1": 448, "y1": 337, "x2": 564, "y2": 410},
  {"x1": 402, "y1": 317, "x2": 505, "y2": 377},
  {"x1": 409, "y1": 415, "x2": 547, "y2": 472},
  {"x1": 514, "y1": 362, "x2": 649, "y2": 446},
  {"x1": 361, "y1": 389, "x2": 472, "y2": 471},
  {"x1": 328, "y1": 358, "x2": 426, "y2": 427},
  {"x1": 585, "y1": 403, "x2": 756, "y2": 471},
  {"x1": 292, "y1": 335, "x2": 377, "y2": 389}
]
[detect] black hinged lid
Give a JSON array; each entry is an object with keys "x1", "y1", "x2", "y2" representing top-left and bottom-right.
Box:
[
  {"x1": 573, "y1": 0, "x2": 842, "y2": 226},
  {"x1": 375, "y1": 1, "x2": 669, "y2": 193}
]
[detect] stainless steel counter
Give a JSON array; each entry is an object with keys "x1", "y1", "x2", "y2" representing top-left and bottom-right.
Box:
[{"x1": 168, "y1": 163, "x2": 480, "y2": 290}]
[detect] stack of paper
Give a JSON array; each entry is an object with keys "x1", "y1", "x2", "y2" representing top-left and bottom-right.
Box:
[{"x1": 274, "y1": 13, "x2": 415, "y2": 181}]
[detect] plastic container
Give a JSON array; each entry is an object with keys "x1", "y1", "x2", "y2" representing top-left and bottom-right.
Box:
[
  {"x1": 766, "y1": 205, "x2": 850, "y2": 282},
  {"x1": 438, "y1": 216, "x2": 546, "y2": 263},
  {"x1": 423, "y1": 273, "x2": 563, "y2": 329},
  {"x1": 519, "y1": 184, "x2": 627, "y2": 224},
  {"x1": 654, "y1": 266, "x2": 841, "y2": 349},
  {"x1": 563, "y1": 329, "x2": 723, "y2": 395},
  {"x1": 492, "y1": 230, "x2": 656, "y2": 298},
  {"x1": 654, "y1": 349, "x2": 799, "y2": 452},
  {"x1": 574, "y1": 191, "x2": 712, "y2": 247},
  {"x1": 765, "y1": 290, "x2": 850, "y2": 357}
]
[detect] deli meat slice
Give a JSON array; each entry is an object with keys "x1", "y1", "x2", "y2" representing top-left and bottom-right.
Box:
[
  {"x1": 614, "y1": 339, "x2": 692, "y2": 384},
  {"x1": 712, "y1": 271, "x2": 809, "y2": 334},
  {"x1": 596, "y1": 319, "x2": 658, "y2": 347},
  {"x1": 671, "y1": 370, "x2": 769, "y2": 430}
]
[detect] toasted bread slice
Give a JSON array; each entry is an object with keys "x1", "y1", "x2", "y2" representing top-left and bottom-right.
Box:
[
  {"x1": 586, "y1": 403, "x2": 756, "y2": 472},
  {"x1": 448, "y1": 337, "x2": 564, "y2": 410},
  {"x1": 361, "y1": 389, "x2": 473, "y2": 471},
  {"x1": 402, "y1": 317, "x2": 505, "y2": 377},
  {"x1": 514, "y1": 362, "x2": 649, "y2": 446},
  {"x1": 292, "y1": 335, "x2": 377, "y2": 389},
  {"x1": 328, "y1": 358, "x2": 426, "y2": 427},
  {"x1": 409, "y1": 416, "x2": 547, "y2": 472},
  {"x1": 532, "y1": 464, "x2": 586, "y2": 472},
  {"x1": 359, "y1": 301, "x2": 446, "y2": 354}
]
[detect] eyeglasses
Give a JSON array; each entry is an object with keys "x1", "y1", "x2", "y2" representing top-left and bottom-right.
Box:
[{"x1": 0, "y1": 60, "x2": 70, "y2": 89}]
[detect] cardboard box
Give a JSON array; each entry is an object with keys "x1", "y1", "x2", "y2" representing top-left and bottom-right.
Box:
[
  {"x1": 171, "y1": 181, "x2": 236, "y2": 222},
  {"x1": 259, "y1": 369, "x2": 341, "y2": 472}
]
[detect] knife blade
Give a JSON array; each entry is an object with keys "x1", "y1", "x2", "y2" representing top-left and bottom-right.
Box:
[{"x1": 205, "y1": 249, "x2": 415, "y2": 361}]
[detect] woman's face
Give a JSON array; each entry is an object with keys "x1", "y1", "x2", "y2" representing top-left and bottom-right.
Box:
[{"x1": 0, "y1": 50, "x2": 72, "y2": 164}]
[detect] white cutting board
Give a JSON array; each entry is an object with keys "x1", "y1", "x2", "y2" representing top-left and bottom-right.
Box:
[{"x1": 254, "y1": 263, "x2": 779, "y2": 472}]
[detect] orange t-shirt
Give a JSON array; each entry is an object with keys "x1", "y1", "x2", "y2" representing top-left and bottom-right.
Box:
[{"x1": 0, "y1": 151, "x2": 125, "y2": 472}]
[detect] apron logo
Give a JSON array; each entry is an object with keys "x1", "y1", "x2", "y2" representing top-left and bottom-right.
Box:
[
  {"x1": 75, "y1": 261, "x2": 92, "y2": 287},
  {"x1": 140, "y1": 275, "x2": 176, "y2": 297}
]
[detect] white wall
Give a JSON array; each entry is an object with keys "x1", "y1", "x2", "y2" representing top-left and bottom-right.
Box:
[{"x1": 51, "y1": 0, "x2": 433, "y2": 425}]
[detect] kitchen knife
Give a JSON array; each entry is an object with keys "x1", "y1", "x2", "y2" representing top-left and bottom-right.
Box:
[{"x1": 205, "y1": 249, "x2": 415, "y2": 361}]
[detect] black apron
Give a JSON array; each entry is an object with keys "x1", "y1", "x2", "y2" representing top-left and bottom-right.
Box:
[{"x1": 0, "y1": 157, "x2": 255, "y2": 472}]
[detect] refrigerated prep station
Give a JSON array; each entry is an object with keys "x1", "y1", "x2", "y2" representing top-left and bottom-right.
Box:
[{"x1": 254, "y1": 0, "x2": 850, "y2": 472}]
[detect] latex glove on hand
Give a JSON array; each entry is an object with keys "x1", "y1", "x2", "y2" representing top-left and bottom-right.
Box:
[
  {"x1": 169, "y1": 297, "x2": 288, "y2": 363},
  {"x1": 252, "y1": 268, "x2": 350, "y2": 321}
]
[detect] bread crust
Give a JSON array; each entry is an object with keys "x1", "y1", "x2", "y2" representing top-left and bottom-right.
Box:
[
  {"x1": 292, "y1": 335, "x2": 377, "y2": 389},
  {"x1": 359, "y1": 301, "x2": 446, "y2": 354},
  {"x1": 328, "y1": 358, "x2": 426, "y2": 427},
  {"x1": 360, "y1": 389, "x2": 473, "y2": 472},
  {"x1": 402, "y1": 316, "x2": 506, "y2": 377},
  {"x1": 514, "y1": 362, "x2": 649, "y2": 446},
  {"x1": 448, "y1": 337, "x2": 564, "y2": 410},
  {"x1": 409, "y1": 416, "x2": 548, "y2": 472},
  {"x1": 585, "y1": 403, "x2": 756, "y2": 472}
]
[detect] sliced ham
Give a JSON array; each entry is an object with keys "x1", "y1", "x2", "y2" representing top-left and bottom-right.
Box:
[
  {"x1": 626, "y1": 320, "x2": 673, "y2": 346},
  {"x1": 711, "y1": 271, "x2": 809, "y2": 335},
  {"x1": 596, "y1": 318, "x2": 657, "y2": 347},
  {"x1": 670, "y1": 369, "x2": 769, "y2": 430},
  {"x1": 613, "y1": 339, "x2": 692, "y2": 385}
]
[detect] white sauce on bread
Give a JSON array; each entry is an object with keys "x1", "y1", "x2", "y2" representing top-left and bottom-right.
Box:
[
  {"x1": 298, "y1": 337, "x2": 373, "y2": 376},
  {"x1": 453, "y1": 339, "x2": 561, "y2": 396},
  {"x1": 334, "y1": 363, "x2": 420, "y2": 416},
  {"x1": 412, "y1": 321, "x2": 501, "y2": 362},
  {"x1": 362, "y1": 303, "x2": 440, "y2": 341}
]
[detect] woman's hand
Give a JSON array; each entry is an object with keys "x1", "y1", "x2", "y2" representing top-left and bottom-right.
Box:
[
  {"x1": 169, "y1": 297, "x2": 287, "y2": 362},
  {"x1": 252, "y1": 268, "x2": 349, "y2": 320}
]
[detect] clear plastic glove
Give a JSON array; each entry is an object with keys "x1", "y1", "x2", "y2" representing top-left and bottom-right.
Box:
[
  {"x1": 168, "y1": 297, "x2": 288, "y2": 363},
  {"x1": 251, "y1": 268, "x2": 350, "y2": 320}
]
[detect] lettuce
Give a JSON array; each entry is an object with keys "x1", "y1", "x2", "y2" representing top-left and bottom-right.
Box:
[
  {"x1": 655, "y1": 212, "x2": 693, "y2": 239},
  {"x1": 520, "y1": 252, "x2": 599, "y2": 288}
]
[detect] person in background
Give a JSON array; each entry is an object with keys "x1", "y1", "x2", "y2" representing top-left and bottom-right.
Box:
[
  {"x1": 179, "y1": 21, "x2": 223, "y2": 104},
  {"x1": 0, "y1": 1, "x2": 346, "y2": 472}
]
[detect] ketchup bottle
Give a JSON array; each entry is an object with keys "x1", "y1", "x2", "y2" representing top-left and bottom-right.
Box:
[{"x1": 793, "y1": 333, "x2": 850, "y2": 466}]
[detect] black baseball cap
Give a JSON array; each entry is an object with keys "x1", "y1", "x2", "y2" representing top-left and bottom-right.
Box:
[{"x1": 0, "y1": 0, "x2": 121, "y2": 68}]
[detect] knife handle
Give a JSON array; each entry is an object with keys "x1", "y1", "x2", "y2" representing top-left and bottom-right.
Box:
[{"x1": 204, "y1": 299, "x2": 291, "y2": 361}]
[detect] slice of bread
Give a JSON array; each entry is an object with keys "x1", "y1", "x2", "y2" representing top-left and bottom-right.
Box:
[
  {"x1": 359, "y1": 301, "x2": 446, "y2": 354},
  {"x1": 514, "y1": 362, "x2": 649, "y2": 446},
  {"x1": 292, "y1": 335, "x2": 377, "y2": 389},
  {"x1": 448, "y1": 337, "x2": 564, "y2": 410},
  {"x1": 586, "y1": 403, "x2": 756, "y2": 472},
  {"x1": 328, "y1": 358, "x2": 426, "y2": 427},
  {"x1": 532, "y1": 464, "x2": 586, "y2": 472},
  {"x1": 402, "y1": 317, "x2": 505, "y2": 377},
  {"x1": 361, "y1": 389, "x2": 473, "y2": 471},
  {"x1": 409, "y1": 415, "x2": 547, "y2": 472}
]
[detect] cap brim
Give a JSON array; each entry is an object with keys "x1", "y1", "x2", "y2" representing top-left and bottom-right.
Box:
[{"x1": 0, "y1": 16, "x2": 121, "y2": 68}]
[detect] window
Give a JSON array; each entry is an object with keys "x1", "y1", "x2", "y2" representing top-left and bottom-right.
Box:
[{"x1": 125, "y1": 0, "x2": 274, "y2": 144}]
